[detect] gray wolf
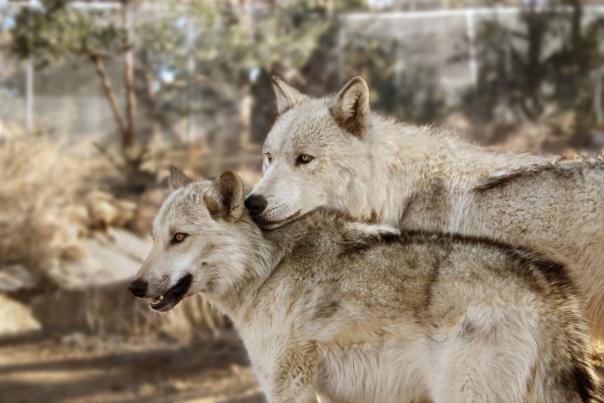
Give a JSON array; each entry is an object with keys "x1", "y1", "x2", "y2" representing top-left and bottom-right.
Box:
[
  {"x1": 130, "y1": 169, "x2": 599, "y2": 403},
  {"x1": 245, "y1": 76, "x2": 604, "y2": 339}
]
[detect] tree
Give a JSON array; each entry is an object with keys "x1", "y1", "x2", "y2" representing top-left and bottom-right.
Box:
[
  {"x1": 464, "y1": 0, "x2": 604, "y2": 145},
  {"x1": 148, "y1": 0, "x2": 332, "y2": 148},
  {"x1": 341, "y1": 32, "x2": 447, "y2": 124},
  {"x1": 11, "y1": 0, "x2": 145, "y2": 173},
  {"x1": 9, "y1": 0, "x2": 349, "y2": 171}
]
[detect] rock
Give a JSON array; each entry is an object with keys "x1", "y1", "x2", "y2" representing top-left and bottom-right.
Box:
[
  {"x1": 26, "y1": 222, "x2": 223, "y2": 339},
  {"x1": 112, "y1": 199, "x2": 137, "y2": 228},
  {"x1": 138, "y1": 383, "x2": 157, "y2": 397},
  {"x1": 169, "y1": 379, "x2": 189, "y2": 392},
  {"x1": 0, "y1": 264, "x2": 35, "y2": 293},
  {"x1": 64, "y1": 205, "x2": 90, "y2": 234},
  {"x1": 30, "y1": 282, "x2": 224, "y2": 340},
  {"x1": 0, "y1": 294, "x2": 41, "y2": 336},
  {"x1": 87, "y1": 191, "x2": 120, "y2": 229},
  {"x1": 47, "y1": 229, "x2": 149, "y2": 290},
  {"x1": 86, "y1": 191, "x2": 138, "y2": 229},
  {"x1": 60, "y1": 242, "x2": 87, "y2": 261}
]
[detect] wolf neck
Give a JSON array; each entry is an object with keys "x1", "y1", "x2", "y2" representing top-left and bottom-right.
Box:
[
  {"x1": 207, "y1": 217, "x2": 304, "y2": 325},
  {"x1": 351, "y1": 115, "x2": 546, "y2": 228},
  {"x1": 208, "y1": 213, "x2": 333, "y2": 328}
]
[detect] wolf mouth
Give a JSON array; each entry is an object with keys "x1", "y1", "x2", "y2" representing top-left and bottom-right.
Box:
[
  {"x1": 149, "y1": 274, "x2": 192, "y2": 312},
  {"x1": 254, "y1": 210, "x2": 303, "y2": 229}
]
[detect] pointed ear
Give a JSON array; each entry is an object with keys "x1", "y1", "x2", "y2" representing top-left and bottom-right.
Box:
[
  {"x1": 329, "y1": 76, "x2": 370, "y2": 137},
  {"x1": 204, "y1": 171, "x2": 244, "y2": 222},
  {"x1": 272, "y1": 76, "x2": 308, "y2": 115},
  {"x1": 168, "y1": 166, "x2": 192, "y2": 191}
]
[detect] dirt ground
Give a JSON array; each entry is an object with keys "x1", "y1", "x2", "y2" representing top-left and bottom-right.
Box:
[
  {"x1": 0, "y1": 333, "x2": 603, "y2": 403},
  {"x1": 0, "y1": 332, "x2": 265, "y2": 403}
]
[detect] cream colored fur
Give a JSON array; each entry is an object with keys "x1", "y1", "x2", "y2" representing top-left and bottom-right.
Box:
[
  {"x1": 249, "y1": 76, "x2": 604, "y2": 339},
  {"x1": 133, "y1": 171, "x2": 600, "y2": 403}
]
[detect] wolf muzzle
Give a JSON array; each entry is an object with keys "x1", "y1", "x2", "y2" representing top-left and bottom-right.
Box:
[
  {"x1": 245, "y1": 194, "x2": 268, "y2": 216},
  {"x1": 128, "y1": 278, "x2": 148, "y2": 298}
]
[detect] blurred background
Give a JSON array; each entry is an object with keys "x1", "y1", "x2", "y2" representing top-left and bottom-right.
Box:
[{"x1": 1, "y1": 0, "x2": 604, "y2": 402}]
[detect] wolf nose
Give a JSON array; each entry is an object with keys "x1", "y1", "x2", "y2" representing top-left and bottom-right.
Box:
[
  {"x1": 245, "y1": 194, "x2": 268, "y2": 216},
  {"x1": 128, "y1": 279, "x2": 148, "y2": 298}
]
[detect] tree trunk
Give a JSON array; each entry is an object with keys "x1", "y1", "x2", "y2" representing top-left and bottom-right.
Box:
[
  {"x1": 90, "y1": 54, "x2": 128, "y2": 137},
  {"x1": 138, "y1": 63, "x2": 158, "y2": 139},
  {"x1": 121, "y1": 0, "x2": 137, "y2": 161},
  {"x1": 239, "y1": 84, "x2": 253, "y2": 150},
  {"x1": 595, "y1": 70, "x2": 604, "y2": 125},
  {"x1": 231, "y1": 0, "x2": 254, "y2": 151}
]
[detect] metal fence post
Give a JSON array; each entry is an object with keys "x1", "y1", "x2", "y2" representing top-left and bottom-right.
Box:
[
  {"x1": 25, "y1": 0, "x2": 34, "y2": 132},
  {"x1": 466, "y1": 9, "x2": 478, "y2": 86}
]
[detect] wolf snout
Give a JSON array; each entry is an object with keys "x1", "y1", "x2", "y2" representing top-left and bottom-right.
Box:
[
  {"x1": 128, "y1": 278, "x2": 148, "y2": 298},
  {"x1": 245, "y1": 194, "x2": 268, "y2": 216}
]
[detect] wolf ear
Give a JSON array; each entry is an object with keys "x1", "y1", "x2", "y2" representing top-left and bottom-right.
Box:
[
  {"x1": 272, "y1": 76, "x2": 308, "y2": 115},
  {"x1": 205, "y1": 171, "x2": 244, "y2": 222},
  {"x1": 330, "y1": 76, "x2": 370, "y2": 137},
  {"x1": 168, "y1": 166, "x2": 192, "y2": 191}
]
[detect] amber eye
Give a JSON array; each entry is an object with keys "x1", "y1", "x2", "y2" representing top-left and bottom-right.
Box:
[
  {"x1": 171, "y1": 233, "x2": 188, "y2": 244},
  {"x1": 265, "y1": 153, "x2": 272, "y2": 164},
  {"x1": 296, "y1": 154, "x2": 314, "y2": 165}
]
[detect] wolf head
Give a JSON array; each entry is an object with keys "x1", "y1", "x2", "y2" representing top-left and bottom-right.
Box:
[
  {"x1": 129, "y1": 168, "x2": 262, "y2": 312},
  {"x1": 245, "y1": 76, "x2": 380, "y2": 228}
]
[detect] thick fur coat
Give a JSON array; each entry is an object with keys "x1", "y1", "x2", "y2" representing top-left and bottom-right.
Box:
[
  {"x1": 247, "y1": 76, "x2": 604, "y2": 338},
  {"x1": 132, "y1": 171, "x2": 600, "y2": 403}
]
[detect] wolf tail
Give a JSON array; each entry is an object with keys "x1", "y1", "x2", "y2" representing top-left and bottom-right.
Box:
[
  {"x1": 533, "y1": 306, "x2": 601, "y2": 403},
  {"x1": 563, "y1": 334, "x2": 602, "y2": 403},
  {"x1": 539, "y1": 356, "x2": 601, "y2": 403},
  {"x1": 572, "y1": 360, "x2": 601, "y2": 403}
]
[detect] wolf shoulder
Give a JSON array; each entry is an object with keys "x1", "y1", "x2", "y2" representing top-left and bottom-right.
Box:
[{"x1": 261, "y1": 210, "x2": 579, "y2": 322}]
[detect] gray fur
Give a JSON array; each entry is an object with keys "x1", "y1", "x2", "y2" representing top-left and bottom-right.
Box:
[
  {"x1": 134, "y1": 174, "x2": 600, "y2": 403},
  {"x1": 249, "y1": 76, "x2": 604, "y2": 340}
]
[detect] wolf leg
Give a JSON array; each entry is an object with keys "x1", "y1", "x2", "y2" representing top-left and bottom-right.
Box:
[
  {"x1": 271, "y1": 341, "x2": 319, "y2": 403},
  {"x1": 524, "y1": 348, "x2": 599, "y2": 403},
  {"x1": 430, "y1": 306, "x2": 538, "y2": 403}
]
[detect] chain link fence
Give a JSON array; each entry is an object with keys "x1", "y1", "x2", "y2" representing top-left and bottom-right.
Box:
[{"x1": 1, "y1": 2, "x2": 604, "y2": 148}]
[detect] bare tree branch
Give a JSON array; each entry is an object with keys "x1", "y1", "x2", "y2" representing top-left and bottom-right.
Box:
[
  {"x1": 121, "y1": 0, "x2": 137, "y2": 153},
  {"x1": 92, "y1": 141, "x2": 124, "y2": 171},
  {"x1": 137, "y1": 63, "x2": 158, "y2": 136},
  {"x1": 90, "y1": 54, "x2": 128, "y2": 136}
]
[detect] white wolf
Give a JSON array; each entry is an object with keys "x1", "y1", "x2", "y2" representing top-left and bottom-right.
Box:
[
  {"x1": 130, "y1": 169, "x2": 599, "y2": 403},
  {"x1": 245, "y1": 76, "x2": 604, "y2": 339}
]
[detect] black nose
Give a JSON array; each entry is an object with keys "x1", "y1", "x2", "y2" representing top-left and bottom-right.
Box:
[
  {"x1": 128, "y1": 279, "x2": 148, "y2": 298},
  {"x1": 244, "y1": 194, "x2": 268, "y2": 216}
]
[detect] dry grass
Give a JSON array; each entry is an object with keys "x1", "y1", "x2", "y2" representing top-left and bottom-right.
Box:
[
  {"x1": 0, "y1": 132, "x2": 228, "y2": 340},
  {"x1": 0, "y1": 135, "x2": 91, "y2": 281}
]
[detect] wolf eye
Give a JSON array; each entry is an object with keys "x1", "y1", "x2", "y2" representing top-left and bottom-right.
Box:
[
  {"x1": 171, "y1": 233, "x2": 188, "y2": 244},
  {"x1": 265, "y1": 153, "x2": 272, "y2": 164},
  {"x1": 296, "y1": 154, "x2": 314, "y2": 165}
]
